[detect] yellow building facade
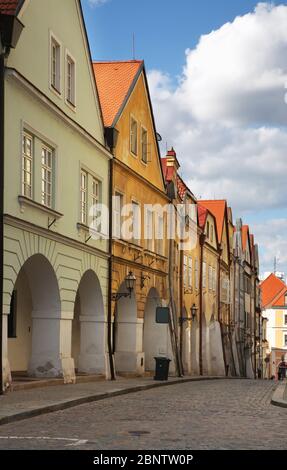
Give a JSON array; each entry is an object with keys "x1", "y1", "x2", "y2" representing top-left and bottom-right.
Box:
[{"x1": 94, "y1": 61, "x2": 172, "y2": 376}]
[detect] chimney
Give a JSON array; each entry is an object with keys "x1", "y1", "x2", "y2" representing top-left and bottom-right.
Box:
[{"x1": 166, "y1": 147, "x2": 180, "y2": 171}]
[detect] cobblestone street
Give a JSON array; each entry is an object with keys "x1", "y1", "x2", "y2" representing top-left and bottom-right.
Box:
[{"x1": 0, "y1": 379, "x2": 286, "y2": 450}]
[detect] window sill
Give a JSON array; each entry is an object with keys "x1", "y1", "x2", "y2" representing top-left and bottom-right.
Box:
[
  {"x1": 66, "y1": 98, "x2": 76, "y2": 112},
  {"x1": 18, "y1": 196, "x2": 63, "y2": 219},
  {"x1": 77, "y1": 222, "x2": 105, "y2": 240}
]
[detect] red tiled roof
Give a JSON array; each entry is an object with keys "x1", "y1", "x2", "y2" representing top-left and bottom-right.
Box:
[
  {"x1": 93, "y1": 61, "x2": 143, "y2": 127},
  {"x1": 260, "y1": 273, "x2": 287, "y2": 308},
  {"x1": 0, "y1": 0, "x2": 19, "y2": 15},
  {"x1": 199, "y1": 200, "x2": 226, "y2": 241},
  {"x1": 242, "y1": 225, "x2": 250, "y2": 251},
  {"x1": 177, "y1": 176, "x2": 187, "y2": 201},
  {"x1": 161, "y1": 158, "x2": 175, "y2": 183},
  {"x1": 198, "y1": 204, "x2": 208, "y2": 230}
]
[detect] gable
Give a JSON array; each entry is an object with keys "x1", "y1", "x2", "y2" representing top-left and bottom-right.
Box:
[
  {"x1": 7, "y1": 0, "x2": 104, "y2": 142},
  {"x1": 221, "y1": 219, "x2": 229, "y2": 265},
  {"x1": 114, "y1": 71, "x2": 165, "y2": 192}
]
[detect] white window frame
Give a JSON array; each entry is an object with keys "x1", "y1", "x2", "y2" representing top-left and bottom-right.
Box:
[
  {"x1": 195, "y1": 258, "x2": 199, "y2": 290},
  {"x1": 155, "y1": 213, "x2": 164, "y2": 255},
  {"x1": 91, "y1": 177, "x2": 101, "y2": 233},
  {"x1": 203, "y1": 262, "x2": 207, "y2": 289},
  {"x1": 213, "y1": 267, "x2": 216, "y2": 292},
  {"x1": 49, "y1": 32, "x2": 62, "y2": 96},
  {"x1": 80, "y1": 170, "x2": 88, "y2": 225},
  {"x1": 145, "y1": 208, "x2": 153, "y2": 251},
  {"x1": 65, "y1": 49, "x2": 76, "y2": 108},
  {"x1": 188, "y1": 257, "x2": 193, "y2": 289},
  {"x1": 131, "y1": 200, "x2": 141, "y2": 244},
  {"x1": 130, "y1": 115, "x2": 138, "y2": 156},
  {"x1": 208, "y1": 265, "x2": 212, "y2": 291},
  {"x1": 183, "y1": 255, "x2": 188, "y2": 288},
  {"x1": 141, "y1": 125, "x2": 148, "y2": 164},
  {"x1": 113, "y1": 192, "x2": 123, "y2": 239},
  {"x1": 22, "y1": 132, "x2": 33, "y2": 199},
  {"x1": 41, "y1": 144, "x2": 54, "y2": 208}
]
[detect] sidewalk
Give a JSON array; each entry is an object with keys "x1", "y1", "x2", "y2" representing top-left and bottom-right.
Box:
[
  {"x1": 271, "y1": 380, "x2": 287, "y2": 408},
  {"x1": 0, "y1": 375, "x2": 226, "y2": 426}
]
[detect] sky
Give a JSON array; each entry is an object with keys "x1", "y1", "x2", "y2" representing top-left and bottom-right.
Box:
[{"x1": 82, "y1": 0, "x2": 287, "y2": 277}]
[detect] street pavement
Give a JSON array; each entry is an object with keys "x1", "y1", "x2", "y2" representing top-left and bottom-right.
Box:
[{"x1": 0, "y1": 379, "x2": 286, "y2": 450}]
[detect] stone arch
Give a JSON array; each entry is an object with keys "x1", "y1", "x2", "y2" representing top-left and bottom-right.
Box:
[
  {"x1": 190, "y1": 316, "x2": 199, "y2": 375},
  {"x1": 202, "y1": 312, "x2": 209, "y2": 375},
  {"x1": 143, "y1": 287, "x2": 171, "y2": 373},
  {"x1": 72, "y1": 269, "x2": 106, "y2": 375},
  {"x1": 114, "y1": 281, "x2": 143, "y2": 375},
  {"x1": 181, "y1": 307, "x2": 191, "y2": 374},
  {"x1": 7, "y1": 254, "x2": 74, "y2": 380}
]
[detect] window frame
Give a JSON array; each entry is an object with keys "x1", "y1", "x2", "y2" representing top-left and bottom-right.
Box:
[
  {"x1": 22, "y1": 131, "x2": 34, "y2": 199},
  {"x1": 80, "y1": 169, "x2": 88, "y2": 225},
  {"x1": 141, "y1": 125, "x2": 148, "y2": 164},
  {"x1": 41, "y1": 144, "x2": 54, "y2": 208},
  {"x1": 113, "y1": 191, "x2": 124, "y2": 239},
  {"x1": 130, "y1": 115, "x2": 138, "y2": 157},
  {"x1": 65, "y1": 49, "x2": 76, "y2": 108},
  {"x1": 49, "y1": 31, "x2": 62, "y2": 96}
]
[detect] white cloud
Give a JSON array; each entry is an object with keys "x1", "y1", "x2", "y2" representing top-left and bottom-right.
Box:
[
  {"x1": 88, "y1": 0, "x2": 109, "y2": 7},
  {"x1": 252, "y1": 218, "x2": 287, "y2": 274},
  {"x1": 147, "y1": 3, "x2": 287, "y2": 273}
]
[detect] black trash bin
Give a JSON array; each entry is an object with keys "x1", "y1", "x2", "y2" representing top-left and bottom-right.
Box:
[{"x1": 154, "y1": 357, "x2": 171, "y2": 381}]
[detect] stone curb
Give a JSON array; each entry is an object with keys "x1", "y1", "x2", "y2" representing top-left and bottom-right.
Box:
[
  {"x1": 0, "y1": 376, "x2": 229, "y2": 426},
  {"x1": 271, "y1": 382, "x2": 287, "y2": 408}
]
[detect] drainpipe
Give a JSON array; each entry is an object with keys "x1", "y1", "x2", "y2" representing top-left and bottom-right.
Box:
[
  {"x1": 107, "y1": 157, "x2": 115, "y2": 380},
  {"x1": 105, "y1": 127, "x2": 118, "y2": 381},
  {"x1": 199, "y1": 232, "x2": 205, "y2": 376},
  {"x1": 179, "y1": 240, "x2": 184, "y2": 373},
  {"x1": 0, "y1": 13, "x2": 24, "y2": 395}
]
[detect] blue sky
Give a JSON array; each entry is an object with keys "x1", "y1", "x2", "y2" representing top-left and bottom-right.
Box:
[
  {"x1": 82, "y1": 1, "x2": 287, "y2": 277},
  {"x1": 82, "y1": 0, "x2": 280, "y2": 76}
]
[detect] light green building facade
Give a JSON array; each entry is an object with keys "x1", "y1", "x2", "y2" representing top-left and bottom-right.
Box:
[{"x1": 2, "y1": 0, "x2": 111, "y2": 389}]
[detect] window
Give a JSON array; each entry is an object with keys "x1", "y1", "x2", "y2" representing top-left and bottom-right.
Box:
[
  {"x1": 41, "y1": 146, "x2": 53, "y2": 207},
  {"x1": 211, "y1": 225, "x2": 214, "y2": 243},
  {"x1": 208, "y1": 266, "x2": 212, "y2": 291},
  {"x1": 285, "y1": 314, "x2": 287, "y2": 326},
  {"x1": 51, "y1": 36, "x2": 61, "y2": 93},
  {"x1": 155, "y1": 214, "x2": 164, "y2": 255},
  {"x1": 206, "y1": 221, "x2": 210, "y2": 238},
  {"x1": 8, "y1": 290, "x2": 17, "y2": 338},
  {"x1": 188, "y1": 257, "x2": 193, "y2": 289},
  {"x1": 203, "y1": 262, "x2": 206, "y2": 289},
  {"x1": 146, "y1": 208, "x2": 153, "y2": 251},
  {"x1": 285, "y1": 334, "x2": 287, "y2": 347},
  {"x1": 80, "y1": 170, "x2": 87, "y2": 224},
  {"x1": 195, "y1": 258, "x2": 199, "y2": 290},
  {"x1": 141, "y1": 126, "x2": 148, "y2": 163},
  {"x1": 130, "y1": 117, "x2": 138, "y2": 155},
  {"x1": 213, "y1": 267, "x2": 216, "y2": 291},
  {"x1": 132, "y1": 201, "x2": 141, "y2": 243},
  {"x1": 22, "y1": 133, "x2": 33, "y2": 198},
  {"x1": 66, "y1": 54, "x2": 75, "y2": 105},
  {"x1": 92, "y1": 177, "x2": 101, "y2": 232},
  {"x1": 113, "y1": 192, "x2": 123, "y2": 239},
  {"x1": 183, "y1": 255, "x2": 188, "y2": 288}
]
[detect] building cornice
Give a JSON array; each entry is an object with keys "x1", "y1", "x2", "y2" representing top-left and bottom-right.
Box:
[
  {"x1": 113, "y1": 158, "x2": 169, "y2": 201},
  {"x1": 4, "y1": 214, "x2": 109, "y2": 261}
]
